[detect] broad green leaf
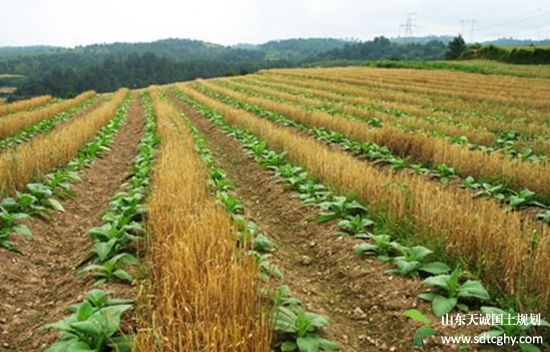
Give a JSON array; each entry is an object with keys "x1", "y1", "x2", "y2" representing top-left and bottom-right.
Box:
[
  {"x1": 477, "y1": 329, "x2": 504, "y2": 339},
  {"x1": 409, "y1": 246, "x2": 433, "y2": 260},
  {"x1": 418, "y1": 292, "x2": 436, "y2": 302},
  {"x1": 402, "y1": 309, "x2": 431, "y2": 325},
  {"x1": 419, "y1": 262, "x2": 451, "y2": 275},
  {"x1": 76, "y1": 301, "x2": 93, "y2": 321},
  {"x1": 432, "y1": 295, "x2": 457, "y2": 317},
  {"x1": 353, "y1": 242, "x2": 376, "y2": 255},
  {"x1": 45, "y1": 340, "x2": 94, "y2": 352},
  {"x1": 518, "y1": 343, "x2": 541, "y2": 352},
  {"x1": 85, "y1": 290, "x2": 109, "y2": 307},
  {"x1": 281, "y1": 341, "x2": 298, "y2": 351},
  {"x1": 70, "y1": 320, "x2": 102, "y2": 339},
  {"x1": 458, "y1": 280, "x2": 490, "y2": 300},
  {"x1": 113, "y1": 269, "x2": 133, "y2": 282},
  {"x1": 297, "y1": 335, "x2": 339, "y2": 352},
  {"x1": 422, "y1": 274, "x2": 451, "y2": 292},
  {"x1": 13, "y1": 224, "x2": 33, "y2": 238},
  {"x1": 45, "y1": 198, "x2": 65, "y2": 212},
  {"x1": 94, "y1": 239, "x2": 116, "y2": 261}
]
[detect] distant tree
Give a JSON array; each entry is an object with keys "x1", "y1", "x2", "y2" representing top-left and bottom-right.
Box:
[{"x1": 446, "y1": 35, "x2": 467, "y2": 60}]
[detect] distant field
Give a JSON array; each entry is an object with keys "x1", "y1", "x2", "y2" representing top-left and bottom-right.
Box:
[
  {"x1": 365, "y1": 59, "x2": 550, "y2": 78},
  {"x1": 0, "y1": 87, "x2": 16, "y2": 94},
  {"x1": 502, "y1": 45, "x2": 550, "y2": 50},
  {"x1": 0, "y1": 74, "x2": 24, "y2": 78}
]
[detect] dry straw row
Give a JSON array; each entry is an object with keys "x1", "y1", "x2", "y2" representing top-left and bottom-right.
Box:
[
  {"x1": 0, "y1": 95, "x2": 52, "y2": 117},
  {"x1": 0, "y1": 91, "x2": 96, "y2": 140},
  {"x1": 135, "y1": 87, "x2": 272, "y2": 351},
  {"x1": 0, "y1": 89, "x2": 126, "y2": 196}
]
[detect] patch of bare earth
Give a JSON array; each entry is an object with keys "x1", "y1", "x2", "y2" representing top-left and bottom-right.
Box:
[
  {"x1": 173, "y1": 96, "x2": 496, "y2": 352},
  {"x1": 0, "y1": 95, "x2": 145, "y2": 351}
]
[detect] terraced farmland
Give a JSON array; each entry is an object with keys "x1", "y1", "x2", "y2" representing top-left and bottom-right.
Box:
[{"x1": 0, "y1": 66, "x2": 549, "y2": 351}]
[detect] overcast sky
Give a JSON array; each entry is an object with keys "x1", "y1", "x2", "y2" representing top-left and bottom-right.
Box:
[{"x1": 1, "y1": 0, "x2": 549, "y2": 47}]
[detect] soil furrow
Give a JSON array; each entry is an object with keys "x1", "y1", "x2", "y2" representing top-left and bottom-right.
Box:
[
  {"x1": 0, "y1": 95, "x2": 145, "y2": 351},
  {"x1": 173, "y1": 96, "x2": 491, "y2": 352}
]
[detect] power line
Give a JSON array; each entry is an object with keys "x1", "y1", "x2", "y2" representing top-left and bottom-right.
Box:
[{"x1": 476, "y1": 5, "x2": 550, "y2": 31}]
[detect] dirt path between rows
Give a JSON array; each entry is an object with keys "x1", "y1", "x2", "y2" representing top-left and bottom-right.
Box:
[
  {"x1": 0, "y1": 95, "x2": 144, "y2": 351},
  {"x1": 172, "y1": 96, "x2": 493, "y2": 352}
]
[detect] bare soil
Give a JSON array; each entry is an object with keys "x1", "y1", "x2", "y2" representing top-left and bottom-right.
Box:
[
  {"x1": 173, "y1": 96, "x2": 495, "y2": 352},
  {"x1": 0, "y1": 95, "x2": 144, "y2": 351}
]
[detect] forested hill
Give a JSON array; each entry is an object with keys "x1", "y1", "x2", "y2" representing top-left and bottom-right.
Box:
[{"x1": 0, "y1": 37, "x2": 448, "y2": 100}]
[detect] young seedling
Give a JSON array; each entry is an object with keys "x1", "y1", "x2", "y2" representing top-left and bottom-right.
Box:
[
  {"x1": 274, "y1": 306, "x2": 339, "y2": 352},
  {"x1": 78, "y1": 253, "x2": 138, "y2": 286},
  {"x1": 420, "y1": 267, "x2": 490, "y2": 317},
  {"x1": 508, "y1": 189, "x2": 547, "y2": 209},
  {"x1": 336, "y1": 214, "x2": 373, "y2": 239},
  {"x1": 353, "y1": 234, "x2": 399, "y2": 262},
  {"x1": 44, "y1": 290, "x2": 133, "y2": 352},
  {"x1": 0, "y1": 207, "x2": 32, "y2": 252},
  {"x1": 317, "y1": 196, "x2": 367, "y2": 224},
  {"x1": 386, "y1": 245, "x2": 450, "y2": 277}
]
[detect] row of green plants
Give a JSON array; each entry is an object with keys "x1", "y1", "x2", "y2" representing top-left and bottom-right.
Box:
[
  {"x1": 44, "y1": 92, "x2": 159, "y2": 352},
  {"x1": 174, "y1": 89, "x2": 549, "y2": 352},
  {"x1": 0, "y1": 96, "x2": 99, "y2": 152},
  {"x1": 167, "y1": 93, "x2": 339, "y2": 352},
  {"x1": 194, "y1": 83, "x2": 550, "y2": 224},
  {"x1": 0, "y1": 94, "x2": 131, "y2": 253},
  {"x1": 225, "y1": 79, "x2": 549, "y2": 163}
]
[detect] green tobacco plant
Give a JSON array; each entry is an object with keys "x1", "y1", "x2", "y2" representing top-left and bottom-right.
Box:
[
  {"x1": 478, "y1": 306, "x2": 549, "y2": 352},
  {"x1": 420, "y1": 267, "x2": 490, "y2": 317},
  {"x1": 275, "y1": 306, "x2": 339, "y2": 352},
  {"x1": 45, "y1": 290, "x2": 133, "y2": 352},
  {"x1": 353, "y1": 234, "x2": 399, "y2": 262},
  {"x1": 317, "y1": 196, "x2": 367, "y2": 224},
  {"x1": 432, "y1": 163, "x2": 457, "y2": 185},
  {"x1": 386, "y1": 245, "x2": 451, "y2": 277},
  {"x1": 508, "y1": 189, "x2": 546, "y2": 209},
  {"x1": 0, "y1": 207, "x2": 32, "y2": 252},
  {"x1": 336, "y1": 214, "x2": 373, "y2": 239},
  {"x1": 78, "y1": 253, "x2": 138, "y2": 286},
  {"x1": 218, "y1": 192, "x2": 245, "y2": 215}
]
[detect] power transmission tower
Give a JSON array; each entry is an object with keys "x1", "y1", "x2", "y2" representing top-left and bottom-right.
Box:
[
  {"x1": 400, "y1": 13, "x2": 418, "y2": 36},
  {"x1": 470, "y1": 19, "x2": 477, "y2": 42},
  {"x1": 459, "y1": 19, "x2": 476, "y2": 42}
]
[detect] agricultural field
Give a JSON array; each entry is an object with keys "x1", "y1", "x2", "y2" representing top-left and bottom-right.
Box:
[
  {"x1": 366, "y1": 60, "x2": 550, "y2": 79},
  {"x1": 0, "y1": 65, "x2": 549, "y2": 352}
]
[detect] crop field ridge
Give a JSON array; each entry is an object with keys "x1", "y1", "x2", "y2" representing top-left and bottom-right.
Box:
[{"x1": 0, "y1": 95, "x2": 145, "y2": 350}]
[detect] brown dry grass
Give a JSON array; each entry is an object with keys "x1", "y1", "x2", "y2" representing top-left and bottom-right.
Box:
[
  {"x1": 134, "y1": 87, "x2": 272, "y2": 352},
  {"x1": 0, "y1": 89, "x2": 127, "y2": 196},
  {"x1": 0, "y1": 95, "x2": 53, "y2": 117},
  {"x1": 177, "y1": 83, "x2": 550, "y2": 316},
  {"x1": 198, "y1": 80, "x2": 550, "y2": 196},
  {"x1": 0, "y1": 91, "x2": 96, "y2": 140}
]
